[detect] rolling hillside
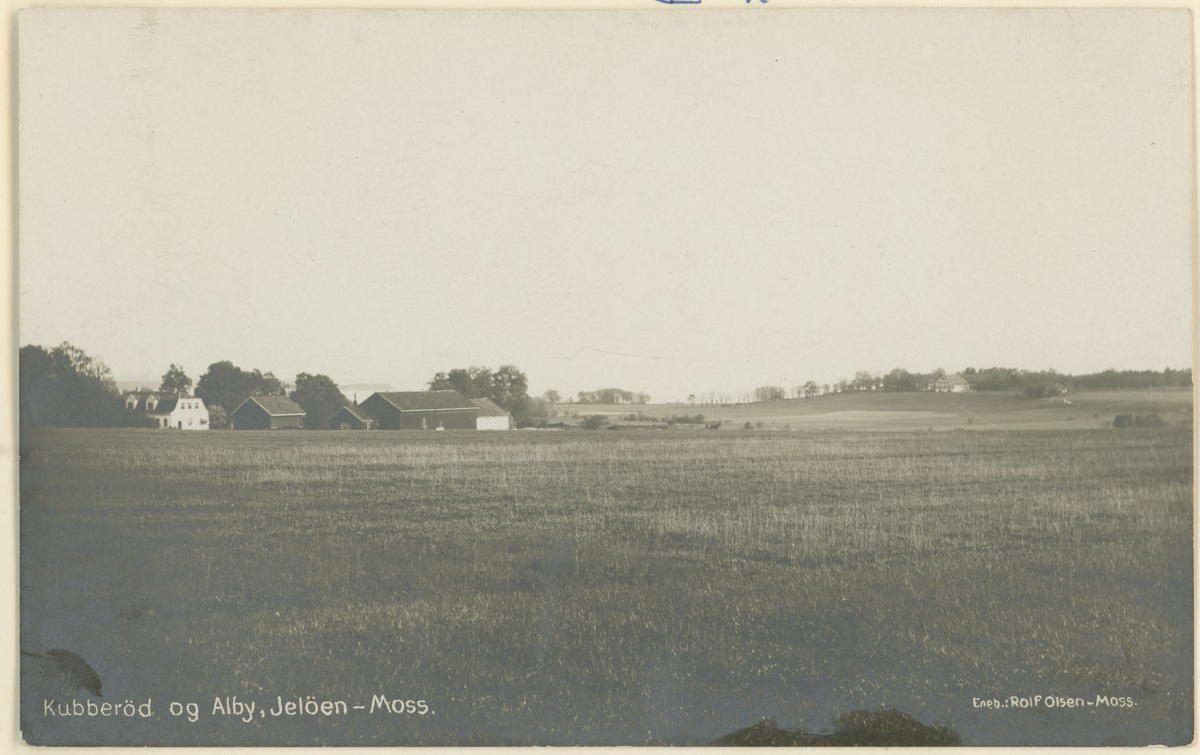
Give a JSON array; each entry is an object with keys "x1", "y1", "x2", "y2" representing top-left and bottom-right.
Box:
[{"x1": 558, "y1": 390, "x2": 1193, "y2": 432}]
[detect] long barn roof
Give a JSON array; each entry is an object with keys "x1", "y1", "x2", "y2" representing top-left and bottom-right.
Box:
[
  {"x1": 470, "y1": 397, "x2": 511, "y2": 417},
  {"x1": 369, "y1": 391, "x2": 478, "y2": 412},
  {"x1": 237, "y1": 395, "x2": 306, "y2": 416}
]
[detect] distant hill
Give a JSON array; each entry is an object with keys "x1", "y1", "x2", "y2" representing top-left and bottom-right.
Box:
[{"x1": 559, "y1": 390, "x2": 1192, "y2": 433}]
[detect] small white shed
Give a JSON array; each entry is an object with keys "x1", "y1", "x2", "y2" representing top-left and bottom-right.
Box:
[{"x1": 470, "y1": 397, "x2": 512, "y2": 430}]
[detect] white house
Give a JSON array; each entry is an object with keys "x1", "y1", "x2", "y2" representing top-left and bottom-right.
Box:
[{"x1": 124, "y1": 391, "x2": 210, "y2": 429}]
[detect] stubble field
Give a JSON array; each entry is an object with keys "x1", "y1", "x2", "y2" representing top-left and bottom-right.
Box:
[{"x1": 19, "y1": 425, "x2": 1193, "y2": 746}]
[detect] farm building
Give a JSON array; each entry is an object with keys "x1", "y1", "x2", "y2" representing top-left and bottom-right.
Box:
[
  {"x1": 148, "y1": 394, "x2": 209, "y2": 430},
  {"x1": 470, "y1": 397, "x2": 512, "y2": 430},
  {"x1": 359, "y1": 391, "x2": 479, "y2": 430},
  {"x1": 932, "y1": 373, "x2": 971, "y2": 393},
  {"x1": 123, "y1": 390, "x2": 209, "y2": 429},
  {"x1": 231, "y1": 395, "x2": 307, "y2": 429},
  {"x1": 329, "y1": 403, "x2": 375, "y2": 430}
]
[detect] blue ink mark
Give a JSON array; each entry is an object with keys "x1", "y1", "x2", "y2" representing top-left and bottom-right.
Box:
[{"x1": 654, "y1": 0, "x2": 702, "y2": 5}]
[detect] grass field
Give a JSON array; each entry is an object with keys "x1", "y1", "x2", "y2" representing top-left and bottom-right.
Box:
[{"x1": 19, "y1": 421, "x2": 1193, "y2": 745}]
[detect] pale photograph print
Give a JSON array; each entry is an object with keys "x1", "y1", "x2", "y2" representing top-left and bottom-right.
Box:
[{"x1": 17, "y1": 8, "x2": 1193, "y2": 746}]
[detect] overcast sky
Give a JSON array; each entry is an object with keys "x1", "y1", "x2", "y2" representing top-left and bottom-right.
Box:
[{"x1": 19, "y1": 9, "x2": 1194, "y2": 401}]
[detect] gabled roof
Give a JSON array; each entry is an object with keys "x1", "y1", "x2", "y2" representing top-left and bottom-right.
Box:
[
  {"x1": 470, "y1": 397, "x2": 511, "y2": 417},
  {"x1": 150, "y1": 396, "x2": 205, "y2": 414},
  {"x1": 333, "y1": 404, "x2": 375, "y2": 422},
  {"x1": 368, "y1": 391, "x2": 478, "y2": 412},
  {"x1": 235, "y1": 395, "x2": 306, "y2": 416},
  {"x1": 125, "y1": 390, "x2": 195, "y2": 400},
  {"x1": 939, "y1": 373, "x2": 970, "y2": 385}
]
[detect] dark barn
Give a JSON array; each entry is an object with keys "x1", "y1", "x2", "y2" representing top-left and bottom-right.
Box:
[
  {"x1": 359, "y1": 391, "x2": 479, "y2": 430},
  {"x1": 329, "y1": 404, "x2": 375, "y2": 430},
  {"x1": 231, "y1": 396, "x2": 307, "y2": 430}
]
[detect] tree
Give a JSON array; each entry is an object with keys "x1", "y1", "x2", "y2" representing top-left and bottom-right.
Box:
[
  {"x1": 852, "y1": 371, "x2": 876, "y2": 391},
  {"x1": 159, "y1": 363, "x2": 193, "y2": 394},
  {"x1": 251, "y1": 370, "x2": 288, "y2": 397},
  {"x1": 490, "y1": 364, "x2": 530, "y2": 417},
  {"x1": 754, "y1": 386, "x2": 786, "y2": 402},
  {"x1": 206, "y1": 405, "x2": 230, "y2": 430},
  {"x1": 195, "y1": 361, "x2": 287, "y2": 415},
  {"x1": 543, "y1": 389, "x2": 561, "y2": 406},
  {"x1": 428, "y1": 363, "x2": 534, "y2": 419},
  {"x1": 289, "y1": 373, "x2": 351, "y2": 430},
  {"x1": 803, "y1": 381, "x2": 820, "y2": 398},
  {"x1": 19, "y1": 342, "x2": 120, "y2": 427},
  {"x1": 195, "y1": 362, "x2": 250, "y2": 414},
  {"x1": 470, "y1": 366, "x2": 494, "y2": 399},
  {"x1": 525, "y1": 397, "x2": 552, "y2": 419},
  {"x1": 687, "y1": 394, "x2": 696, "y2": 404},
  {"x1": 434, "y1": 367, "x2": 477, "y2": 397},
  {"x1": 883, "y1": 368, "x2": 918, "y2": 392}
]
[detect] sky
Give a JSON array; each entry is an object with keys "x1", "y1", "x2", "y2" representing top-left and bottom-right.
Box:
[{"x1": 18, "y1": 9, "x2": 1195, "y2": 402}]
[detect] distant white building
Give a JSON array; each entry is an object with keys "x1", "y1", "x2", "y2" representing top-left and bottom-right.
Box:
[
  {"x1": 123, "y1": 390, "x2": 209, "y2": 429},
  {"x1": 932, "y1": 374, "x2": 971, "y2": 393}
]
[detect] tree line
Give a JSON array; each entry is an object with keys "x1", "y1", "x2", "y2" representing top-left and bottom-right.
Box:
[
  {"x1": 961, "y1": 366, "x2": 1192, "y2": 392},
  {"x1": 20, "y1": 342, "x2": 353, "y2": 430},
  {"x1": 427, "y1": 365, "x2": 531, "y2": 417},
  {"x1": 20, "y1": 341, "x2": 1191, "y2": 427},
  {"x1": 20, "y1": 343, "x2": 122, "y2": 427},
  {"x1": 573, "y1": 388, "x2": 650, "y2": 405},
  {"x1": 20, "y1": 343, "x2": 542, "y2": 429},
  {"x1": 689, "y1": 366, "x2": 1192, "y2": 407}
]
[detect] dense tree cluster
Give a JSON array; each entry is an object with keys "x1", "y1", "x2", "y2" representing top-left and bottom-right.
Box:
[
  {"x1": 575, "y1": 388, "x2": 650, "y2": 405},
  {"x1": 289, "y1": 373, "x2": 351, "y2": 430},
  {"x1": 195, "y1": 362, "x2": 289, "y2": 416},
  {"x1": 696, "y1": 366, "x2": 1191, "y2": 407},
  {"x1": 753, "y1": 386, "x2": 786, "y2": 402},
  {"x1": 19, "y1": 343, "x2": 121, "y2": 427},
  {"x1": 428, "y1": 364, "x2": 531, "y2": 418},
  {"x1": 963, "y1": 367, "x2": 1192, "y2": 393}
]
